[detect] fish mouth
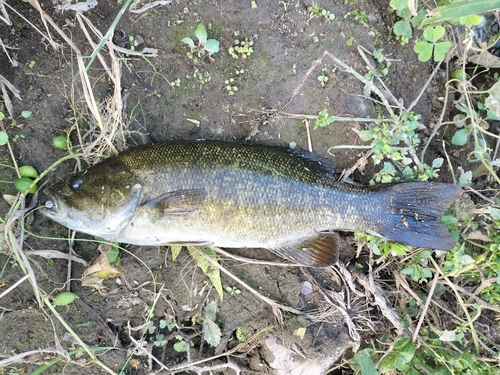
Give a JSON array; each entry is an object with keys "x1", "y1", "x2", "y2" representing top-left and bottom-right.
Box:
[{"x1": 41, "y1": 191, "x2": 64, "y2": 218}]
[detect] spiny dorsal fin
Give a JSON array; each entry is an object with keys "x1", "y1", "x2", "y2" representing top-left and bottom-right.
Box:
[{"x1": 270, "y1": 232, "x2": 339, "y2": 267}]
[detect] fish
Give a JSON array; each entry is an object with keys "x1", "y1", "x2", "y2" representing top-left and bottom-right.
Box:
[{"x1": 41, "y1": 140, "x2": 461, "y2": 267}]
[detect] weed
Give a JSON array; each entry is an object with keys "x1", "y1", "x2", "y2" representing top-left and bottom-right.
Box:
[
  {"x1": 235, "y1": 327, "x2": 247, "y2": 342},
  {"x1": 167, "y1": 78, "x2": 180, "y2": 89},
  {"x1": 224, "y1": 69, "x2": 245, "y2": 95},
  {"x1": 182, "y1": 23, "x2": 220, "y2": 59},
  {"x1": 313, "y1": 109, "x2": 336, "y2": 130},
  {"x1": 228, "y1": 32, "x2": 255, "y2": 59},
  {"x1": 187, "y1": 68, "x2": 211, "y2": 85},
  {"x1": 317, "y1": 68, "x2": 329, "y2": 87},
  {"x1": 308, "y1": 4, "x2": 335, "y2": 21},
  {"x1": 413, "y1": 26, "x2": 452, "y2": 62},
  {"x1": 390, "y1": 0, "x2": 496, "y2": 61},
  {"x1": 225, "y1": 285, "x2": 241, "y2": 295},
  {"x1": 344, "y1": 9, "x2": 368, "y2": 26},
  {"x1": 128, "y1": 35, "x2": 139, "y2": 51}
]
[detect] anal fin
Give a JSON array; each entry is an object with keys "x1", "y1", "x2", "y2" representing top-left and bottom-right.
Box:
[{"x1": 270, "y1": 232, "x2": 339, "y2": 267}]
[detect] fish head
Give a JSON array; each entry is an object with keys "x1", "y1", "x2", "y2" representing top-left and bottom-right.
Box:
[{"x1": 41, "y1": 161, "x2": 143, "y2": 239}]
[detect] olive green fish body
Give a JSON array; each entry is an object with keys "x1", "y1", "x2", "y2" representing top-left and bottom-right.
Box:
[{"x1": 42, "y1": 141, "x2": 461, "y2": 266}]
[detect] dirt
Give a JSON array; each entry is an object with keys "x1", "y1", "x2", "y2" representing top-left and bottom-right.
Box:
[{"x1": 0, "y1": 0, "x2": 455, "y2": 374}]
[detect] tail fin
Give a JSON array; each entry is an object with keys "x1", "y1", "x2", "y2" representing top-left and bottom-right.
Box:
[{"x1": 378, "y1": 182, "x2": 461, "y2": 250}]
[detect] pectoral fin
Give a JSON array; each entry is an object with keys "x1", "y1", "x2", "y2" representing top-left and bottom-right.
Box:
[
  {"x1": 270, "y1": 232, "x2": 339, "y2": 267},
  {"x1": 143, "y1": 189, "x2": 207, "y2": 220}
]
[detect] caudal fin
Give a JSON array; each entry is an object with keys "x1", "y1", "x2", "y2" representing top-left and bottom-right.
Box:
[{"x1": 378, "y1": 182, "x2": 461, "y2": 250}]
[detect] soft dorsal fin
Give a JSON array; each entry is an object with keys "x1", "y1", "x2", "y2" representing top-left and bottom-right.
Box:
[
  {"x1": 269, "y1": 232, "x2": 339, "y2": 267},
  {"x1": 143, "y1": 189, "x2": 207, "y2": 220},
  {"x1": 285, "y1": 147, "x2": 338, "y2": 180}
]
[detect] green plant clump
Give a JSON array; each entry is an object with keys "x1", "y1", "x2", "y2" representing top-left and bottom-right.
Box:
[
  {"x1": 390, "y1": 0, "x2": 498, "y2": 61},
  {"x1": 228, "y1": 32, "x2": 255, "y2": 59},
  {"x1": 182, "y1": 23, "x2": 220, "y2": 59}
]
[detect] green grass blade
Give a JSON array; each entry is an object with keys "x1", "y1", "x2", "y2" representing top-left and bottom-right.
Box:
[{"x1": 423, "y1": 0, "x2": 500, "y2": 25}]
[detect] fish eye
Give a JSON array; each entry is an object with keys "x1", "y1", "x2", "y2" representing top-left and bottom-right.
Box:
[{"x1": 69, "y1": 177, "x2": 84, "y2": 190}]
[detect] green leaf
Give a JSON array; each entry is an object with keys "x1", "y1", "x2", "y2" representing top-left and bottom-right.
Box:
[
  {"x1": 181, "y1": 37, "x2": 195, "y2": 50},
  {"x1": 350, "y1": 348, "x2": 378, "y2": 375},
  {"x1": 21, "y1": 110, "x2": 32, "y2": 118},
  {"x1": 458, "y1": 14, "x2": 483, "y2": 28},
  {"x1": 458, "y1": 170, "x2": 472, "y2": 187},
  {"x1": 389, "y1": 0, "x2": 411, "y2": 18},
  {"x1": 202, "y1": 301, "x2": 222, "y2": 347},
  {"x1": 488, "y1": 206, "x2": 500, "y2": 221},
  {"x1": 173, "y1": 340, "x2": 188, "y2": 352},
  {"x1": 0, "y1": 131, "x2": 8, "y2": 146},
  {"x1": 459, "y1": 254, "x2": 475, "y2": 265},
  {"x1": 432, "y1": 158, "x2": 443, "y2": 169},
  {"x1": 451, "y1": 128, "x2": 469, "y2": 145},
  {"x1": 423, "y1": 26, "x2": 445, "y2": 43},
  {"x1": 52, "y1": 292, "x2": 79, "y2": 306},
  {"x1": 194, "y1": 23, "x2": 207, "y2": 45},
  {"x1": 171, "y1": 245, "x2": 183, "y2": 261},
  {"x1": 485, "y1": 80, "x2": 500, "y2": 117},
  {"x1": 433, "y1": 41, "x2": 451, "y2": 61},
  {"x1": 204, "y1": 39, "x2": 220, "y2": 56},
  {"x1": 393, "y1": 20, "x2": 412, "y2": 38},
  {"x1": 187, "y1": 246, "x2": 224, "y2": 300},
  {"x1": 106, "y1": 242, "x2": 120, "y2": 263},
  {"x1": 413, "y1": 40, "x2": 433, "y2": 62},
  {"x1": 379, "y1": 337, "x2": 415, "y2": 372}
]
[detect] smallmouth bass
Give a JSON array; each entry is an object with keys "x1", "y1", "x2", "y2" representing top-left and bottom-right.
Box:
[{"x1": 41, "y1": 140, "x2": 461, "y2": 267}]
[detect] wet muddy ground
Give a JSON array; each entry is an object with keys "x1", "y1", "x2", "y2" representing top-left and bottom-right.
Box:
[{"x1": 0, "y1": 0, "x2": 464, "y2": 374}]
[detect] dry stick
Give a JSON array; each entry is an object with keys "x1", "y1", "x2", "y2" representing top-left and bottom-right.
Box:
[
  {"x1": 203, "y1": 247, "x2": 302, "y2": 318},
  {"x1": 126, "y1": 320, "x2": 271, "y2": 374},
  {"x1": 85, "y1": 0, "x2": 134, "y2": 70},
  {"x1": 44, "y1": 298, "x2": 118, "y2": 375},
  {"x1": 463, "y1": 186, "x2": 496, "y2": 204},
  {"x1": 429, "y1": 256, "x2": 481, "y2": 354},
  {"x1": 412, "y1": 264, "x2": 441, "y2": 342},
  {"x1": 27, "y1": 0, "x2": 117, "y2": 156},
  {"x1": 0, "y1": 274, "x2": 30, "y2": 300},
  {"x1": 361, "y1": 250, "x2": 405, "y2": 335},
  {"x1": 394, "y1": 272, "x2": 466, "y2": 325},
  {"x1": 4, "y1": 0, "x2": 61, "y2": 51},
  {"x1": 407, "y1": 58, "x2": 445, "y2": 112},
  {"x1": 305, "y1": 119, "x2": 313, "y2": 152},
  {"x1": 278, "y1": 52, "x2": 325, "y2": 114},
  {"x1": 337, "y1": 149, "x2": 373, "y2": 181},
  {"x1": 0, "y1": 349, "x2": 69, "y2": 367},
  {"x1": 66, "y1": 230, "x2": 77, "y2": 292},
  {"x1": 357, "y1": 46, "x2": 402, "y2": 110},
  {"x1": 279, "y1": 112, "x2": 390, "y2": 123},
  {"x1": 443, "y1": 281, "x2": 500, "y2": 314},
  {"x1": 210, "y1": 246, "x2": 300, "y2": 267}
]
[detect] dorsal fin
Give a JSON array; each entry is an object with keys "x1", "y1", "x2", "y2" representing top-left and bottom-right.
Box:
[
  {"x1": 269, "y1": 232, "x2": 339, "y2": 267},
  {"x1": 285, "y1": 147, "x2": 338, "y2": 180}
]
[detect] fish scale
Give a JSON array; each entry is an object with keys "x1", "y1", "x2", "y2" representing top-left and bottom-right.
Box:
[{"x1": 42, "y1": 140, "x2": 461, "y2": 267}]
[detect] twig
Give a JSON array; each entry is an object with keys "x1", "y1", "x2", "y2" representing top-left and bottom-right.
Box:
[
  {"x1": 412, "y1": 263, "x2": 440, "y2": 342},
  {"x1": 407, "y1": 58, "x2": 445, "y2": 111},
  {"x1": 209, "y1": 246, "x2": 300, "y2": 267}
]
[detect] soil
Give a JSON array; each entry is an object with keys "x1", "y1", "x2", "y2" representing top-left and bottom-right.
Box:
[{"x1": 0, "y1": 1, "x2": 464, "y2": 374}]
